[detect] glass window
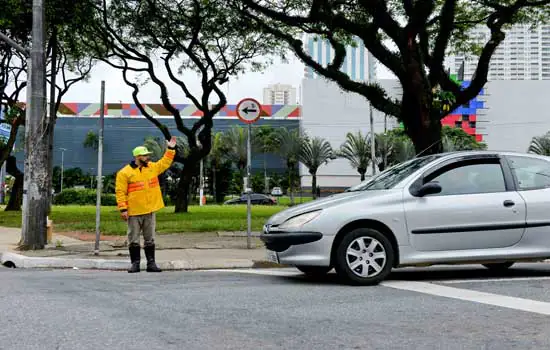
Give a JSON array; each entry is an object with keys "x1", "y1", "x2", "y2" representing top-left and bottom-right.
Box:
[
  {"x1": 346, "y1": 155, "x2": 443, "y2": 192},
  {"x1": 426, "y1": 162, "x2": 506, "y2": 196},
  {"x1": 507, "y1": 156, "x2": 550, "y2": 190}
]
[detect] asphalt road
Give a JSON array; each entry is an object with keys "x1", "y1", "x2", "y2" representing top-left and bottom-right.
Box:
[{"x1": 2, "y1": 264, "x2": 550, "y2": 350}]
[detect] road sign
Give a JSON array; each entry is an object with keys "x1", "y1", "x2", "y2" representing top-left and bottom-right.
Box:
[{"x1": 236, "y1": 98, "x2": 262, "y2": 124}]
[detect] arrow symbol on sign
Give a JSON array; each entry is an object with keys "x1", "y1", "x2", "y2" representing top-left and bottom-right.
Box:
[{"x1": 243, "y1": 107, "x2": 257, "y2": 114}]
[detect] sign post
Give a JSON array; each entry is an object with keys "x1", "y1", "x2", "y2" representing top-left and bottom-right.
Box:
[{"x1": 236, "y1": 98, "x2": 261, "y2": 249}]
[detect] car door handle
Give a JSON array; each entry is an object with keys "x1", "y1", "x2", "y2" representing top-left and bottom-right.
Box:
[{"x1": 503, "y1": 200, "x2": 515, "y2": 207}]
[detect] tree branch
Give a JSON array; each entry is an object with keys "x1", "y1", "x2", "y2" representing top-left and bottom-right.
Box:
[{"x1": 0, "y1": 32, "x2": 29, "y2": 56}]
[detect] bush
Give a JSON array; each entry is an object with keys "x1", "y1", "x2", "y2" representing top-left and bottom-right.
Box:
[
  {"x1": 54, "y1": 189, "x2": 117, "y2": 206},
  {"x1": 54, "y1": 188, "x2": 172, "y2": 206}
]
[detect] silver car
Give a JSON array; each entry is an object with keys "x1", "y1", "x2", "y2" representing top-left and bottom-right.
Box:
[{"x1": 261, "y1": 151, "x2": 550, "y2": 285}]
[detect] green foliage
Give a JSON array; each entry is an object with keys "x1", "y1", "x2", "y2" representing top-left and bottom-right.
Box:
[
  {"x1": 83, "y1": 130, "x2": 99, "y2": 150},
  {"x1": 53, "y1": 189, "x2": 117, "y2": 206},
  {"x1": 528, "y1": 132, "x2": 550, "y2": 156},
  {"x1": 300, "y1": 136, "x2": 334, "y2": 175},
  {"x1": 338, "y1": 131, "x2": 371, "y2": 180}
]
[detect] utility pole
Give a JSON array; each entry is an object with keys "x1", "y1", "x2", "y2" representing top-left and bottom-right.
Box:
[
  {"x1": 94, "y1": 81, "x2": 105, "y2": 255},
  {"x1": 21, "y1": 0, "x2": 48, "y2": 249}
]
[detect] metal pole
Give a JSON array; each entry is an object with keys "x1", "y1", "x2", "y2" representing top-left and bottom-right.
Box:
[
  {"x1": 383, "y1": 114, "x2": 388, "y2": 170},
  {"x1": 94, "y1": 81, "x2": 105, "y2": 255},
  {"x1": 368, "y1": 53, "x2": 376, "y2": 176},
  {"x1": 0, "y1": 163, "x2": 5, "y2": 205},
  {"x1": 199, "y1": 158, "x2": 204, "y2": 206},
  {"x1": 60, "y1": 148, "x2": 65, "y2": 193},
  {"x1": 246, "y1": 123, "x2": 252, "y2": 249}
]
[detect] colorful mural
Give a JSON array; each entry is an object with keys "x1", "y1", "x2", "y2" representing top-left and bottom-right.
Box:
[
  {"x1": 441, "y1": 80, "x2": 485, "y2": 142},
  {"x1": 49, "y1": 103, "x2": 301, "y2": 119}
]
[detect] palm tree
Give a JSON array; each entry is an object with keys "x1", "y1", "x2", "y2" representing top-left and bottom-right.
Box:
[
  {"x1": 222, "y1": 126, "x2": 248, "y2": 173},
  {"x1": 528, "y1": 132, "x2": 550, "y2": 156},
  {"x1": 208, "y1": 132, "x2": 227, "y2": 202},
  {"x1": 300, "y1": 136, "x2": 334, "y2": 199},
  {"x1": 273, "y1": 128, "x2": 305, "y2": 205},
  {"x1": 339, "y1": 131, "x2": 371, "y2": 181}
]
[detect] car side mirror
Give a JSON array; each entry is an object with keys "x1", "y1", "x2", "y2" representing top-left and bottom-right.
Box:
[{"x1": 412, "y1": 181, "x2": 442, "y2": 197}]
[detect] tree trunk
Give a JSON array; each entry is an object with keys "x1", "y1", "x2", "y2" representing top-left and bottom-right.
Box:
[
  {"x1": 46, "y1": 28, "x2": 57, "y2": 215},
  {"x1": 311, "y1": 173, "x2": 317, "y2": 199},
  {"x1": 403, "y1": 96, "x2": 443, "y2": 155},
  {"x1": 174, "y1": 165, "x2": 195, "y2": 213},
  {"x1": 359, "y1": 170, "x2": 366, "y2": 182},
  {"x1": 5, "y1": 173, "x2": 23, "y2": 211}
]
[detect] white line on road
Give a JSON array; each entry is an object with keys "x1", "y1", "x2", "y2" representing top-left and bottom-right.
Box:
[
  {"x1": 435, "y1": 276, "x2": 550, "y2": 284},
  {"x1": 382, "y1": 280, "x2": 550, "y2": 316}
]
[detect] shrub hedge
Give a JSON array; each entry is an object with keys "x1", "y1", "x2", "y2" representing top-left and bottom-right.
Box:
[{"x1": 53, "y1": 188, "x2": 173, "y2": 206}]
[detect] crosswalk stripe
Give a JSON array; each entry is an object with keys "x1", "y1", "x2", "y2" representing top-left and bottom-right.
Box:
[{"x1": 381, "y1": 280, "x2": 550, "y2": 316}]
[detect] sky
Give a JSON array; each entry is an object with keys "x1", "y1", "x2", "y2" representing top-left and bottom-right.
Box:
[{"x1": 61, "y1": 54, "x2": 396, "y2": 105}]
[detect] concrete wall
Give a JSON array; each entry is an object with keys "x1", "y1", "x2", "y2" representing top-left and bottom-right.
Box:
[
  {"x1": 300, "y1": 78, "x2": 401, "y2": 189},
  {"x1": 480, "y1": 80, "x2": 550, "y2": 153}
]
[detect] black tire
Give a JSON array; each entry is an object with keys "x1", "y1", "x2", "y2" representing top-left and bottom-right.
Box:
[
  {"x1": 482, "y1": 262, "x2": 514, "y2": 270},
  {"x1": 334, "y1": 228, "x2": 394, "y2": 286},
  {"x1": 296, "y1": 265, "x2": 332, "y2": 277}
]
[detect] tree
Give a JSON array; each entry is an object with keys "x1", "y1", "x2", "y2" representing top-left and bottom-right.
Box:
[
  {"x1": 272, "y1": 128, "x2": 304, "y2": 205},
  {"x1": 222, "y1": 126, "x2": 248, "y2": 173},
  {"x1": 83, "y1": 130, "x2": 99, "y2": 150},
  {"x1": 0, "y1": 0, "x2": 97, "y2": 230},
  {"x1": 339, "y1": 131, "x2": 371, "y2": 181},
  {"x1": 84, "y1": 0, "x2": 282, "y2": 212},
  {"x1": 208, "y1": 131, "x2": 231, "y2": 202},
  {"x1": 299, "y1": 136, "x2": 334, "y2": 199},
  {"x1": 528, "y1": 132, "x2": 550, "y2": 156},
  {"x1": 237, "y1": 0, "x2": 550, "y2": 154}
]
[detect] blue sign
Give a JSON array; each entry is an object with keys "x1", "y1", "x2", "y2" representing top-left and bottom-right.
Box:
[{"x1": 0, "y1": 106, "x2": 11, "y2": 143}]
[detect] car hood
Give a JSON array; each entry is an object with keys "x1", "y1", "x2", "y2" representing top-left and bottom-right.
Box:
[{"x1": 267, "y1": 190, "x2": 389, "y2": 225}]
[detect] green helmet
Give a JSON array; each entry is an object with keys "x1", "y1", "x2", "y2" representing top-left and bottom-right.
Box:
[{"x1": 132, "y1": 146, "x2": 153, "y2": 157}]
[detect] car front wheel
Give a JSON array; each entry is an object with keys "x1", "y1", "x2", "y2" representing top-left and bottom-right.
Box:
[
  {"x1": 296, "y1": 265, "x2": 332, "y2": 277},
  {"x1": 334, "y1": 228, "x2": 394, "y2": 286}
]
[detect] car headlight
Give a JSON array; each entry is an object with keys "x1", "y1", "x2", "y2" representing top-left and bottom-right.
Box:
[{"x1": 279, "y1": 210, "x2": 321, "y2": 230}]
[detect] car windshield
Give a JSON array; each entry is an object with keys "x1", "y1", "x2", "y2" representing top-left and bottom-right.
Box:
[{"x1": 346, "y1": 155, "x2": 442, "y2": 192}]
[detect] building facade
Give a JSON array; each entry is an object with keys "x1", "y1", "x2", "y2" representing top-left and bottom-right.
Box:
[
  {"x1": 303, "y1": 34, "x2": 376, "y2": 82},
  {"x1": 12, "y1": 103, "x2": 301, "y2": 176},
  {"x1": 262, "y1": 84, "x2": 297, "y2": 105},
  {"x1": 300, "y1": 78, "x2": 550, "y2": 190},
  {"x1": 445, "y1": 24, "x2": 550, "y2": 80}
]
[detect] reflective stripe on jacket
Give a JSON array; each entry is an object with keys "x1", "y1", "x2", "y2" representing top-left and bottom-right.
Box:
[{"x1": 115, "y1": 148, "x2": 175, "y2": 216}]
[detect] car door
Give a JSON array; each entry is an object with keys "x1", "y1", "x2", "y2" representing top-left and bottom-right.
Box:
[
  {"x1": 403, "y1": 155, "x2": 526, "y2": 251},
  {"x1": 505, "y1": 155, "x2": 550, "y2": 235}
]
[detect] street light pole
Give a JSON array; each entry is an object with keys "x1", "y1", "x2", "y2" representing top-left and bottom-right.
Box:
[
  {"x1": 59, "y1": 148, "x2": 66, "y2": 193},
  {"x1": 368, "y1": 52, "x2": 376, "y2": 176}
]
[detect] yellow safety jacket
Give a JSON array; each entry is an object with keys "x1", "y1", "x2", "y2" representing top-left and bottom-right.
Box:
[{"x1": 115, "y1": 149, "x2": 176, "y2": 216}]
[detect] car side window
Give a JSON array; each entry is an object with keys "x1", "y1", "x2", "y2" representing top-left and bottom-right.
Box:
[
  {"x1": 425, "y1": 161, "x2": 507, "y2": 196},
  {"x1": 507, "y1": 156, "x2": 550, "y2": 190}
]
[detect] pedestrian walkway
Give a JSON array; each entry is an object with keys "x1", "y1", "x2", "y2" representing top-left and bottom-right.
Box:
[{"x1": 0, "y1": 226, "x2": 277, "y2": 271}]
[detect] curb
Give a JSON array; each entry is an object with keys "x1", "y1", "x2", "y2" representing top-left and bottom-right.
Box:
[{"x1": 0, "y1": 251, "x2": 259, "y2": 271}]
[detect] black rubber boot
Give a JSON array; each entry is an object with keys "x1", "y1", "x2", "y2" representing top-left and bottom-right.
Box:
[
  {"x1": 144, "y1": 245, "x2": 162, "y2": 272},
  {"x1": 128, "y1": 245, "x2": 141, "y2": 273}
]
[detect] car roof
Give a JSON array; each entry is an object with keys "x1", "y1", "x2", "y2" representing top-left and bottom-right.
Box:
[{"x1": 427, "y1": 150, "x2": 550, "y2": 162}]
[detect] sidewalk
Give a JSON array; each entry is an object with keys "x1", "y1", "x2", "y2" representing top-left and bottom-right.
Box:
[{"x1": 0, "y1": 227, "x2": 280, "y2": 271}]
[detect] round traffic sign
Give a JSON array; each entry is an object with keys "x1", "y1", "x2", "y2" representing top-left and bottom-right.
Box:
[{"x1": 236, "y1": 98, "x2": 262, "y2": 124}]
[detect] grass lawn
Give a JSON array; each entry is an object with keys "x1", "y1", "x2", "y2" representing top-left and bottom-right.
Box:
[{"x1": 0, "y1": 205, "x2": 286, "y2": 235}]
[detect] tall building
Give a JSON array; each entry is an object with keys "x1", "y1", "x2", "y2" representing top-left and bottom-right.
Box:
[
  {"x1": 263, "y1": 83, "x2": 297, "y2": 105},
  {"x1": 445, "y1": 24, "x2": 550, "y2": 80},
  {"x1": 303, "y1": 34, "x2": 376, "y2": 82}
]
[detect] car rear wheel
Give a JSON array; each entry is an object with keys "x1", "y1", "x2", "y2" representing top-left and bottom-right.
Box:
[
  {"x1": 296, "y1": 266, "x2": 332, "y2": 277},
  {"x1": 482, "y1": 262, "x2": 514, "y2": 270},
  {"x1": 334, "y1": 228, "x2": 394, "y2": 286}
]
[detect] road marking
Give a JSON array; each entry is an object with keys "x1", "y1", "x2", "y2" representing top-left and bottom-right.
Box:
[
  {"x1": 381, "y1": 280, "x2": 550, "y2": 316},
  {"x1": 435, "y1": 276, "x2": 550, "y2": 284}
]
